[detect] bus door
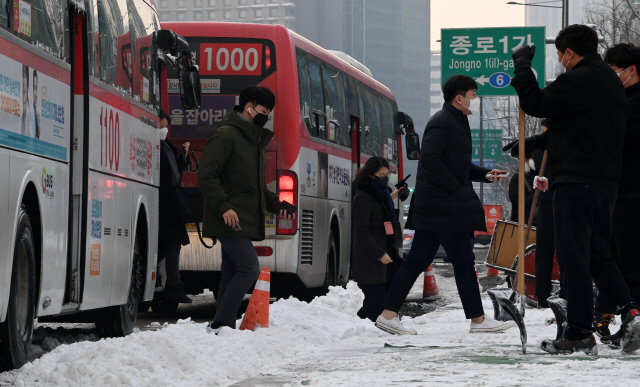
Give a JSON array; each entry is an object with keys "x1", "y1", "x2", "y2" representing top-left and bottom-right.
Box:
[{"x1": 66, "y1": 8, "x2": 90, "y2": 304}]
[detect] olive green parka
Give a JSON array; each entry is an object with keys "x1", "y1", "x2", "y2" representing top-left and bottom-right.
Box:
[{"x1": 198, "y1": 109, "x2": 281, "y2": 241}]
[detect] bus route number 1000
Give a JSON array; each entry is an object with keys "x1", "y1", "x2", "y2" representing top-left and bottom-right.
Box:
[
  {"x1": 100, "y1": 106, "x2": 120, "y2": 172},
  {"x1": 200, "y1": 43, "x2": 263, "y2": 76}
]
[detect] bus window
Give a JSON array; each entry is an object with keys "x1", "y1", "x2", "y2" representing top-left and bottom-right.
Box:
[
  {"x1": 379, "y1": 96, "x2": 397, "y2": 162},
  {"x1": 321, "y1": 64, "x2": 348, "y2": 147},
  {"x1": 128, "y1": 0, "x2": 161, "y2": 108},
  {"x1": 308, "y1": 60, "x2": 326, "y2": 139},
  {"x1": 343, "y1": 74, "x2": 359, "y2": 118},
  {"x1": 360, "y1": 86, "x2": 381, "y2": 157},
  {"x1": 296, "y1": 49, "x2": 313, "y2": 136},
  {"x1": 97, "y1": 0, "x2": 132, "y2": 95},
  {"x1": 0, "y1": 0, "x2": 8, "y2": 28},
  {"x1": 16, "y1": 0, "x2": 64, "y2": 59}
]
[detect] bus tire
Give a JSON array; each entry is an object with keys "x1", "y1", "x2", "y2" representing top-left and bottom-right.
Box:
[
  {"x1": 323, "y1": 232, "x2": 339, "y2": 293},
  {"x1": 96, "y1": 232, "x2": 144, "y2": 337},
  {"x1": 0, "y1": 205, "x2": 37, "y2": 371}
]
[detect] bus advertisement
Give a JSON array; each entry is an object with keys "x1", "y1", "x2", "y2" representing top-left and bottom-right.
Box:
[
  {"x1": 162, "y1": 22, "x2": 419, "y2": 304},
  {"x1": 0, "y1": 0, "x2": 199, "y2": 370}
]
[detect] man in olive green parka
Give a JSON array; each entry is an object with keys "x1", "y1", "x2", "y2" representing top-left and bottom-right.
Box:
[{"x1": 198, "y1": 86, "x2": 296, "y2": 333}]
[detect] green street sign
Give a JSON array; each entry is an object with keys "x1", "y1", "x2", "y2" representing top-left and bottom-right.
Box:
[
  {"x1": 441, "y1": 27, "x2": 546, "y2": 96},
  {"x1": 471, "y1": 129, "x2": 502, "y2": 160}
]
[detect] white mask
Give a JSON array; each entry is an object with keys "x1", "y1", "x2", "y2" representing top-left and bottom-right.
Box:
[
  {"x1": 528, "y1": 159, "x2": 536, "y2": 171},
  {"x1": 618, "y1": 67, "x2": 631, "y2": 86},
  {"x1": 462, "y1": 96, "x2": 480, "y2": 114},
  {"x1": 159, "y1": 127, "x2": 168, "y2": 140},
  {"x1": 560, "y1": 50, "x2": 572, "y2": 72}
]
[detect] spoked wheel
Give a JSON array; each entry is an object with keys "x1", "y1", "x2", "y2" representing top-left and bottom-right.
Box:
[
  {"x1": 0, "y1": 205, "x2": 37, "y2": 371},
  {"x1": 96, "y1": 232, "x2": 144, "y2": 337}
]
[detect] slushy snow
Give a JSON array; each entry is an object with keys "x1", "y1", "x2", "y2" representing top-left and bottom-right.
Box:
[{"x1": 1, "y1": 273, "x2": 639, "y2": 387}]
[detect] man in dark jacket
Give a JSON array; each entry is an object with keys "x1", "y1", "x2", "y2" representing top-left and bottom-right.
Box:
[
  {"x1": 198, "y1": 86, "x2": 295, "y2": 333},
  {"x1": 594, "y1": 43, "x2": 640, "y2": 346},
  {"x1": 375, "y1": 75, "x2": 514, "y2": 336},
  {"x1": 158, "y1": 111, "x2": 192, "y2": 304},
  {"x1": 509, "y1": 25, "x2": 640, "y2": 354}
]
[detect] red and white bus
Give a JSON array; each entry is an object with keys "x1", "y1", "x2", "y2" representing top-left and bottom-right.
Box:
[
  {"x1": 0, "y1": 0, "x2": 198, "y2": 369},
  {"x1": 163, "y1": 22, "x2": 418, "y2": 301}
]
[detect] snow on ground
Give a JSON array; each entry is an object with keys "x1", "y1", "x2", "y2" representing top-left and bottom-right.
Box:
[{"x1": 1, "y1": 270, "x2": 639, "y2": 387}]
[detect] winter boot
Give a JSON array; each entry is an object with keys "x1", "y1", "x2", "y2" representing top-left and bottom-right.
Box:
[
  {"x1": 601, "y1": 328, "x2": 623, "y2": 349},
  {"x1": 165, "y1": 283, "x2": 193, "y2": 304},
  {"x1": 594, "y1": 311, "x2": 615, "y2": 338},
  {"x1": 540, "y1": 335, "x2": 598, "y2": 355},
  {"x1": 621, "y1": 308, "x2": 640, "y2": 353}
]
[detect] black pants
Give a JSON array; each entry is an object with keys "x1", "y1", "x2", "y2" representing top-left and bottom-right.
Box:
[
  {"x1": 214, "y1": 236, "x2": 260, "y2": 328},
  {"x1": 554, "y1": 183, "x2": 636, "y2": 339},
  {"x1": 159, "y1": 243, "x2": 182, "y2": 287},
  {"x1": 596, "y1": 197, "x2": 640, "y2": 314},
  {"x1": 534, "y1": 198, "x2": 565, "y2": 305},
  {"x1": 358, "y1": 261, "x2": 401, "y2": 322},
  {"x1": 382, "y1": 230, "x2": 483, "y2": 319}
]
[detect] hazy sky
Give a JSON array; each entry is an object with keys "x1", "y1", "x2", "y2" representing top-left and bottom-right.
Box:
[{"x1": 431, "y1": 0, "x2": 526, "y2": 50}]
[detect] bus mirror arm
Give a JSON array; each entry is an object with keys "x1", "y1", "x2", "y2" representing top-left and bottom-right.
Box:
[{"x1": 397, "y1": 111, "x2": 415, "y2": 135}]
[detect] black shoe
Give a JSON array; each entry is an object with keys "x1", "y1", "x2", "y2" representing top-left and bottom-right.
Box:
[
  {"x1": 540, "y1": 335, "x2": 598, "y2": 355},
  {"x1": 601, "y1": 328, "x2": 622, "y2": 344},
  {"x1": 621, "y1": 309, "x2": 640, "y2": 353},
  {"x1": 165, "y1": 284, "x2": 193, "y2": 304}
]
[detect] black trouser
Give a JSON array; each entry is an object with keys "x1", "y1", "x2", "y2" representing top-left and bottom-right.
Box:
[
  {"x1": 534, "y1": 198, "x2": 565, "y2": 305},
  {"x1": 596, "y1": 197, "x2": 640, "y2": 314},
  {"x1": 382, "y1": 230, "x2": 483, "y2": 319},
  {"x1": 358, "y1": 260, "x2": 401, "y2": 322},
  {"x1": 159, "y1": 243, "x2": 182, "y2": 287},
  {"x1": 358, "y1": 284, "x2": 386, "y2": 322},
  {"x1": 554, "y1": 183, "x2": 636, "y2": 340},
  {"x1": 214, "y1": 236, "x2": 260, "y2": 328}
]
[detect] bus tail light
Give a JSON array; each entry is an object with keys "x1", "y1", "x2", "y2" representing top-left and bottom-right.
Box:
[
  {"x1": 254, "y1": 246, "x2": 273, "y2": 256},
  {"x1": 265, "y1": 46, "x2": 272, "y2": 70},
  {"x1": 277, "y1": 170, "x2": 298, "y2": 235}
]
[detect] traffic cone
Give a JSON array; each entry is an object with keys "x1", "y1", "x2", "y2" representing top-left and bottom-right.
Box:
[
  {"x1": 423, "y1": 265, "x2": 439, "y2": 299},
  {"x1": 240, "y1": 267, "x2": 270, "y2": 331},
  {"x1": 487, "y1": 267, "x2": 500, "y2": 277}
]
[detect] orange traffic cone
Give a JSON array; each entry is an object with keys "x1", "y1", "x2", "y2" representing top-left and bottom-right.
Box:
[
  {"x1": 487, "y1": 267, "x2": 500, "y2": 277},
  {"x1": 423, "y1": 265, "x2": 439, "y2": 299},
  {"x1": 240, "y1": 267, "x2": 270, "y2": 331}
]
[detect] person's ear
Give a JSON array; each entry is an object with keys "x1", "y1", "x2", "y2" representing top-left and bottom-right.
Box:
[{"x1": 631, "y1": 65, "x2": 638, "y2": 76}]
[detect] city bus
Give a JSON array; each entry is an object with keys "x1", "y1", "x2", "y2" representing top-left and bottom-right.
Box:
[
  {"x1": 162, "y1": 22, "x2": 419, "y2": 304},
  {"x1": 0, "y1": 0, "x2": 198, "y2": 369}
]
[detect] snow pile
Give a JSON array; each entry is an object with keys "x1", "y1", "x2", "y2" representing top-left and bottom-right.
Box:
[{"x1": 2, "y1": 277, "x2": 639, "y2": 386}]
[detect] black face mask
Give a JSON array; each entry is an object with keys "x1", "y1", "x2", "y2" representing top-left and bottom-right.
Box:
[
  {"x1": 250, "y1": 105, "x2": 269, "y2": 127},
  {"x1": 373, "y1": 175, "x2": 389, "y2": 186}
]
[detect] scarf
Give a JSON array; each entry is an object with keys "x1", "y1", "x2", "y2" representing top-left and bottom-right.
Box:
[{"x1": 371, "y1": 179, "x2": 395, "y2": 223}]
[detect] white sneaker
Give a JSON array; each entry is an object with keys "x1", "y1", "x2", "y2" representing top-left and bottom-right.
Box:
[
  {"x1": 470, "y1": 315, "x2": 515, "y2": 333},
  {"x1": 375, "y1": 315, "x2": 417, "y2": 335}
]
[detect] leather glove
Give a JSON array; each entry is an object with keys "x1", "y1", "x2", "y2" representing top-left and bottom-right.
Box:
[
  {"x1": 512, "y1": 44, "x2": 536, "y2": 64},
  {"x1": 534, "y1": 176, "x2": 549, "y2": 192},
  {"x1": 502, "y1": 139, "x2": 519, "y2": 158}
]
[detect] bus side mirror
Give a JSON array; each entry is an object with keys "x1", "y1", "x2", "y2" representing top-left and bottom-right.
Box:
[
  {"x1": 398, "y1": 111, "x2": 419, "y2": 160},
  {"x1": 179, "y1": 65, "x2": 202, "y2": 110},
  {"x1": 406, "y1": 132, "x2": 420, "y2": 160}
]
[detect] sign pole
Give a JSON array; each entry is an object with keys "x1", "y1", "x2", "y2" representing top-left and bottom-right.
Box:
[
  {"x1": 479, "y1": 97, "x2": 484, "y2": 203},
  {"x1": 517, "y1": 107, "x2": 526, "y2": 296}
]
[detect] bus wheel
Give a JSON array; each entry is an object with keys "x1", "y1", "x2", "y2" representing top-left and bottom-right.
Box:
[
  {"x1": 96, "y1": 232, "x2": 144, "y2": 337},
  {"x1": 323, "y1": 233, "x2": 338, "y2": 293},
  {"x1": 0, "y1": 205, "x2": 36, "y2": 371}
]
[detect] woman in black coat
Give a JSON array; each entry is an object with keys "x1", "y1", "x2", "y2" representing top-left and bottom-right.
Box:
[
  {"x1": 352, "y1": 157, "x2": 406, "y2": 322},
  {"x1": 158, "y1": 111, "x2": 192, "y2": 304}
]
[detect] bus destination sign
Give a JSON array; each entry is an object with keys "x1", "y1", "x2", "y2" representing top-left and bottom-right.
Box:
[{"x1": 441, "y1": 27, "x2": 546, "y2": 96}]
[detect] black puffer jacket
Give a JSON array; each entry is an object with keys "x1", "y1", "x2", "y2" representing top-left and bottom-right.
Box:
[
  {"x1": 406, "y1": 103, "x2": 491, "y2": 233},
  {"x1": 352, "y1": 180, "x2": 402, "y2": 285},
  {"x1": 619, "y1": 82, "x2": 640, "y2": 199},
  {"x1": 159, "y1": 139, "x2": 190, "y2": 249},
  {"x1": 511, "y1": 54, "x2": 626, "y2": 187}
]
